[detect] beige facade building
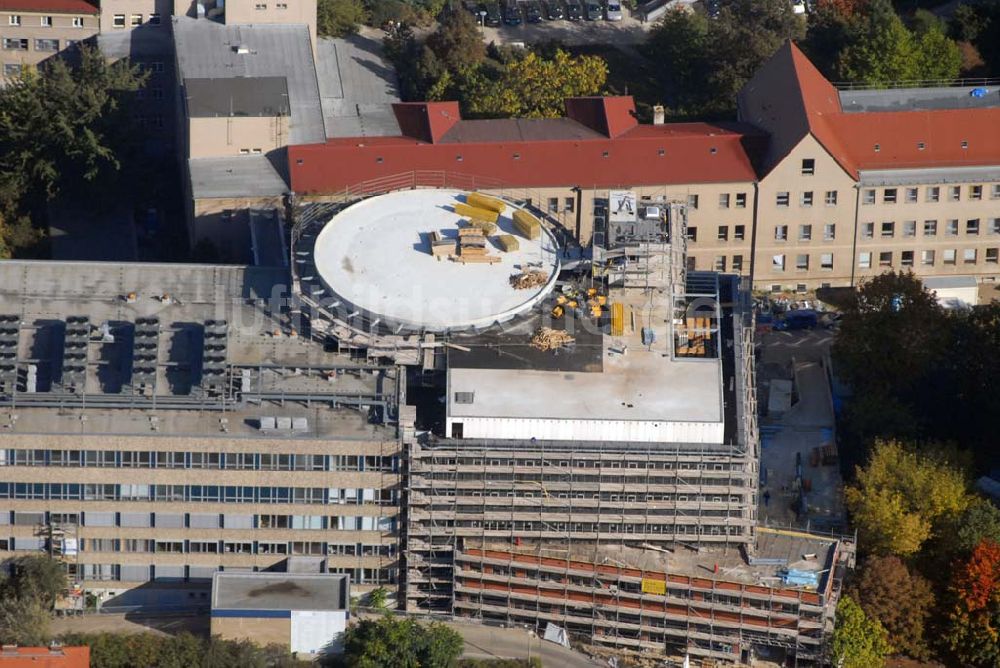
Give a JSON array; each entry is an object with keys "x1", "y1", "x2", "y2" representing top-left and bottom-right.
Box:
[{"x1": 0, "y1": 0, "x2": 98, "y2": 78}]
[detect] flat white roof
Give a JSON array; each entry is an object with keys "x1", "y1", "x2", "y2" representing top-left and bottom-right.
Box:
[{"x1": 312, "y1": 189, "x2": 560, "y2": 332}]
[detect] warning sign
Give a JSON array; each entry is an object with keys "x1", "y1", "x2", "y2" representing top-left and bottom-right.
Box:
[{"x1": 641, "y1": 578, "x2": 666, "y2": 595}]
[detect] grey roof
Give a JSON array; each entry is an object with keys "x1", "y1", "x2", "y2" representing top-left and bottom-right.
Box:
[
  {"x1": 212, "y1": 572, "x2": 349, "y2": 612},
  {"x1": 439, "y1": 118, "x2": 604, "y2": 144},
  {"x1": 858, "y1": 164, "x2": 1000, "y2": 186},
  {"x1": 185, "y1": 76, "x2": 289, "y2": 118},
  {"x1": 98, "y1": 28, "x2": 174, "y2": 60},
  {"x1": 188, "y1": 156, "x2": 288, "y2": 200},
  {"x1": 173, "y1": 18, "x2": 326, "y2": 143},
  {"x1": 839, "y1": 85, "x2": 1000, "y2": 113},
  {"x1": 316, "y1": 35, "x2": 401, "y2": 139},
  {"x1": 923, "y1": 275, "x2": 978, "y2": 290}
]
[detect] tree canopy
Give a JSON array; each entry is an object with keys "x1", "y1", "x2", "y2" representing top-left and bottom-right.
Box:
[
  {"x1": 832, "y1": 594, "x2": 892, "y2": 668},
  {"x1": 317, "y1": 0, "x2": 368, "y2": 38},
  {"x1": 945, "y1": 540, "x2": 1000, "y2": 668},
  {"x1": 60, "y1": 632, "x2": 308, "y2": 668},
  {"x1": 341, "y1": 615, "x2": 463, "y2": 668},
  {"x1": 849, "y1": 555, "x2": 935, "y2": 659}
]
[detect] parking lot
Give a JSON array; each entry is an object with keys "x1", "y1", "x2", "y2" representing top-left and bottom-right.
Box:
[{"x1": 468, "y1": 1, "x2": 670, "y2": 46}]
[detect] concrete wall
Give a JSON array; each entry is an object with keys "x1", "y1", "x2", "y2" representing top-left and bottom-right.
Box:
[
  {"x1": 188, "y1": 116, "x2": 291, "y2": 159},
  {"x1": 212, "y1": 615, "x2": 292, "y2": 647},
  {"x1": 0, "y1": 10, "x2": 99, "y2": 77},
  {"x1": 98, "y1": 0, "x2": 171, "y2": 34},
  {"x1": 223, "y1": 0, "x2": 316, "y2": 55}
]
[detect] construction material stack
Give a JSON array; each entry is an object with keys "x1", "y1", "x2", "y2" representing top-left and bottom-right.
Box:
[{"x1": 513, "y1": 209, "x2": 541, "y2": 240}]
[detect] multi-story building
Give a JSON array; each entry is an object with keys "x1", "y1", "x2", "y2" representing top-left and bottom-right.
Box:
[
  {"x1": 0, "y1": 261, "x2": 403, "y2": 607},
  {"x1": 0, "y1": 0, "x2": 98, "y2": 79}
]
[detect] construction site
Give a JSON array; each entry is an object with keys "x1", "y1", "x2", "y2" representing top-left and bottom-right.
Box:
[{"x1": 287, "y1": 180, "x2": 854, "y2": 666}]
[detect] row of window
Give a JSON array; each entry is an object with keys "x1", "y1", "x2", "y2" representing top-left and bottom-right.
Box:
[
  {"x1": 861, "y1": 218, "x2": 1000, "y2": 239},
  {"x1": 6, "y1": 15, "x2": 87, "y2": 27},
  {"x1": 2, "y1": 510, "x2": 394, "y2": 531},
  {"x1": 0, "y1": 483, "x2": 397, "y2": 505},
  {"x1": 0, "y1": 449, "x2": 397, "y2": 472},
  {"x1": 686, "y1": 225, "x2": 747, "y2": 243},
  {"x1": 254, "y1": 3, "x2": 291, "y2": 9},
  {"x1": 111, "y1": 13, "x2": 162, "y2": 28},
  {"x1": 455, "y1": 520, "x2": 745, "y2": 536},
  {"x1": 2, "y1": 37, "x2": 61, "y2": 51},
  {"x1": 47, "y1": 563, "x2": 397, "y2": 585},
  {"x1": 858, "y1": 248, "x2": 998, "y2": 269},
  {"x1": 69, "y1": 539, "x2": 395, "y2": 557},
  {"x1": 774, "y1": 223, "x2": 837, "y2": 242},
  {"x1": 771, "y1": 253, "x2": 836, "y2": 272},
  {"x1": 775, "y1": 190, "x2": 839, "y2": 208},
  {"x1": 422, "y1": 457, "x2": 743, "y2": 472},
  {"x1": 863, "y1": 184, "x2": 1000, "y2": 205}
]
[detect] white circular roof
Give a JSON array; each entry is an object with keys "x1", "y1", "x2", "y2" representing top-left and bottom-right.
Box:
[{"x1": 311, "y1": 189, "x2": 560, "y2": 332}]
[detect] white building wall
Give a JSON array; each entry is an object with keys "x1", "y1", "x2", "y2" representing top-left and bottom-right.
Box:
[
  {"x1": 290, "y1": 610, "x2": 347, "y2": 654},
  {"x1": 447, "y1": 417, "x2": 724, "y2": 444}
]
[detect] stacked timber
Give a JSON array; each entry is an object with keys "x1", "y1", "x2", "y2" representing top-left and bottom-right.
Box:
[{"x1": 429, "y1": 230, "x2": 456, "y2": 258}]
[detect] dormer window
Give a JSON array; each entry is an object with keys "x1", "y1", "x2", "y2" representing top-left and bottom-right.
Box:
[
  {"x1": 917, "y1": 142, "x2": 925, "y2": 150},
  {"x1": 874, "y1": 144, "x2": 880, "y2": 152}
]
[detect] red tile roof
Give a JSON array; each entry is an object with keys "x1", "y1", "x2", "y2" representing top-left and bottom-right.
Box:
[
  {"x1": 289, "y1": 98, "x2": 761, "y2": 194},
  {"x1": 0, "y1": 646, "x2": 90, "y2": 668},
  {"x1": 0, "y1": 0, "x2": 97, "y2": 13}
]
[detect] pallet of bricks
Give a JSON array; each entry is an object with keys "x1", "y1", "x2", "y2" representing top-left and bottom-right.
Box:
[{"x1": 676, "y1": 317, "x2": 712, "y2": 356}]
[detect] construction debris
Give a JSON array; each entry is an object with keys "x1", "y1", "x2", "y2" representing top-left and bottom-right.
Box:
[
  {"x1": 530, "y1": 327, "x2": 575, "y2": 351},
  {"x1": 509, "y1": 270, "x2": 549, "y2": 290}
]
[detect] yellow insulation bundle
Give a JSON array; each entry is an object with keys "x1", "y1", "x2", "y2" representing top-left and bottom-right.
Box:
[
  {"x1": 454, "y1": 202, "x2": 499, "y2": 223},
  {"x1": 512, "y1": 209, "x2": 541, "y2": 240},
  {"x1": 466, "y1": 192, "x2": 506, "y2": 214}
]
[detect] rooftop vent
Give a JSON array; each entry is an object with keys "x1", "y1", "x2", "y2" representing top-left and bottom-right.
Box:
[{"x1": 232, "y1": 44, "x2": 251, "y2": 55}]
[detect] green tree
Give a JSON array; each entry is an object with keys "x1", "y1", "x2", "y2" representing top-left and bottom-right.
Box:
[
  {"x1": 425, "y1": 9, "x2": 486, "y2": 73},
  {"x1": 367, "y1": 586, "x2": 390, "y2": 610},
  {"x1": 832, "y1": 594, "x2": 892, "y2": 668},
  {"x1": 845, "y1": 440, "x2": 970, "y2": 556},
  {"x1": 640, "y1": 9, "x2": 711, "y2": 112},
  {"x1": 850, "y1": 555, "x2": 935, "y2": 659},
  {"x1": 0, "y1": 555, "x2": 67, "y2": 607},
  {"x1": 467, "y1": 50, "x2": 607, "y2": 118},
  {"x1": 317, "y1": 0, "x2": 367, "y2": 38},
  {"x1": 912, "y1": 19, "x2": 962, "y2": 81},
  {"x1": 342, "y1": 615, "x2": 464, "y2": 667},
  {"x1": 0, "y1": 597, "x2": 51, "y2": 646},
  {"x1": 836, "y1": 0, "x2": 919, "y2": 83},
  {"x1": 945, "y1": 540, "x2": 1000, "y2": 667}
]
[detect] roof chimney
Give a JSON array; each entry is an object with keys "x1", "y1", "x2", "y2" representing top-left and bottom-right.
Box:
[{"x1": 653, "y1": 105, "x2": 665, "y2": 125}]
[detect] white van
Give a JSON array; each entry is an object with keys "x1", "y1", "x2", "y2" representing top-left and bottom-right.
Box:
[{"x1": 606, "y1": 0, "x2": 623, "y2": 20}]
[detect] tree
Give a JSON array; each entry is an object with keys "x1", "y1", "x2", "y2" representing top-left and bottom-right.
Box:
[
  {"x1": 341, "y1": 615, "x2": 464, "y2": 667},
  {"x1": 425, "y1": 9, "x2": 486, "y2": 73},
  {"x1": 0, "y1": 597, "x2": 51, "y2": 646},
  {"x1": 832, "y1": 595, "x2": 892, "y2": 668},
  {"x1": 466, "y1": 50, "x2": 607, "y2": 118},
  {"x1": 946, "y1": 540, "x2": 1000, "y2": 667},
  {"x1": 845, "y1": 440, "x2": 970, "y2": 556},
  {"x1": 367, "y1": 586, "x2": 390, "y2": 610},
  {"x1": 317, "y1": 0, "x2": 367, "y2": 38},
  {"x1": 911, "y1": 19, "x2": 962, "y2": 81},
  {"x1": 640, "y1": 9, "x2": 711, "y2": 112},
  {"x1": 849, "y1": 555, "x2": 935, "y2": 659},
  {"x1": 0, "y1": 555, "x2": 67, "y2": 607},
  {"x1": 814, "y1": 0, "x2": 869, "y2": 18}
]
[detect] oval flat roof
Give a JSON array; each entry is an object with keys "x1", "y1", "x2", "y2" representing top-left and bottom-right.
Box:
[{"x1": 312, "y1": 189, "x2": 560, "y2": 332}]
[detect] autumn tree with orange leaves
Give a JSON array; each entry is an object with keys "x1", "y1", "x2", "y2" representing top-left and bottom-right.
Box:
[{"x1": 946, "y1": 539, "x2": 1000, "y2": 667}]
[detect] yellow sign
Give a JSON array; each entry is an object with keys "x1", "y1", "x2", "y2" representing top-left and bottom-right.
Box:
[{"x1": 641, "y1": 578, "x2": 666, "y2": 595}]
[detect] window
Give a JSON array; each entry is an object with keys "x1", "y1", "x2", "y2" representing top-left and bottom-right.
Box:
[
  {"x1": 946, "y1": 219, "x2": 959, "y2": 236},
  {"x1": 824, "y1": 223, "x2": 835, "y2": 240},
  {"x1": 735, "y1": 193, "x2": 746, "y2": 208},
  {"x1": 992, "y1": 184, "x2": 1000, "y2": 200},
  {"x1": 717, "y1": 225, "x2": 728, "y2": 241},
  {"x1": 130, "y1": 14, "x2": 142, "y2": 25},
  {"x1": 40, "y1": 16, "x2": 52, "y2": 26},
  {"x1": 687, "y1": 194, "x2": 699, "y2": 209},
  {"x1": 820, "y1": 253, "x2": 833, "y2": 270},
  {"x1": 801, "y1": 158, "x2": 815, "y2": 175},
  {"x1": 863, "y1": 189, "x2": 876, "y2": 205},
  {"x1": 276, "y1": 2, "x2": 287, "y2": 7},
  {"x1": 254, "y1": 2, "x2": 267, "y2": 8},
  {"x1": 967, "y1": 219, "x2": 980, "y2": 235},
  {"x1": 991, "y1": 219, "x2": 1000, "y2": 235},
  {"x1": 771, "y1": 284, "x2": 782, "y2": 293},
  {"x1": 3, "y1": 37, "x2": 27, "y2": 50},
  {"x1": 801, "y1": 191, "x2": 814, "y2": 207},
  {"x1": 8, "y1": 15, "x2": 20, "y2": 25},
  {"x1": 901, "y1": 250, "x2": 914, "y2": 266},
  {"x1": 564, "y1": 197, "x2": 574, "y2": 212},
  {"x1": 950, "y1": 186, "x2": 961, "y2": 201},
  {"x1": 970, "y1": 185, "x2": 983, "y2": 201},
  {"x1": 772, "y1": 254, "x2": 785, "y2": 271},
  {"x1": 734, "y1": 224, "x2": 745, "y2": 240},
  {"x1": 796, "y1": 254, "x2": 809, "y2": 271},
  {"x1": 944, "y1": 249, "x2": 957, "y2": 265},
  {"x1": 880, "y1": 220, "x2": 894, "y2": 237},
  {"x1": 924, "y1": 220, "x2": 937, "y2": 236},
  {"x1": 927, "y1": 186, "x2": 940, "y2": 202},
  {"x1": 113, "y1": 14, "x2": 125, "y2": 27},
  {"x1": 72, "y1": 16, "x2": 83, "y2": 27},
  {"x1": 964, "y1": 248, "x2": 977, "y2": 264},
  {"x1": 776, "y1": 192, "x2": 790, "y2": 207},
  {"x1": 921, "y1": 250, "x2": 935, "y2": 266},
  {"x1": 859, "y1": 252, "x2": 872, "y2": 269},
  {"x1": 732, "y1": 255, "x2": 743, "y2": 272},
  {"x1": 903, "y1": 221, "x2": 916, "y2": 237},
  {"x1": 825, "y1": 190, "x2": 838, "y2": 206},
  {"x1": 3, "y1": 63, "x2": 18, "y2": 77},
  {"x1": 714, "y1": 256, "x2": 726, "y2": 271},
  {"x1": 987, "y1": 248, "x2": 999, "y2": 264},
  {"x1": 879, "y1": 251, "x2": 892, "y2": 267},
  {"x1": 149, "y1": 61, "x2": 163, "y2": 73},
  {"x1": 719, "y1": 193, "x2": 730, "y2": 209},
  {"x1": 148, "y1": 13, "x2": 160, "y2": 24},
  {"x1": 883, "y1": 188, "x2": 897, "y2": 204},
  {"x1": 547, "y1": 198, "x2": 558, "y2": 213},
  {"x1": 34, "y1": 38, "x2": 58, "y2": 51},
  {"x1": 799, "y1": 224, "x2": 812, "y2": 241},
  {"x1": 686, "y1": 226, "x2": 697, "y2": 242},
  {"x1": 862, "y1": 222, "x2": 874, "y2": 239},
  {"x1": 774, "y1": 225, "x2": 788, "y2": 241},
  {"x1": 905, "y1": 187, "x2": 918, "y2": 203}
]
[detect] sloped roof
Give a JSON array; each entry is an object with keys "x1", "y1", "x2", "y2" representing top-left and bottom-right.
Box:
[{"x1": 0, "y1": 0, "x2": 96, "y2": 13}]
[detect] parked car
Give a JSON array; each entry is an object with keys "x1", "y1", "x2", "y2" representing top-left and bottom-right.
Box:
[
  {"x1": 503, "y1": 0, "x2": 522, "y2": 24},
  {"x1": 542, "y1": 0, "x2": 564, "y2": 19},
  {"x1": 565, "y1": 0, "x2": 583, "y2": 20},
  {"x1": 774, "y1": 309, "x2": 819, "y2": 331},
  {"x1": 585, "y1": 0, "x2": 602, "y2": 20},
  {"x1": 524, "y1": 0, "x2": 544, "y2": 22},
  {"x1": 605, "y1": 0, "x2": 623, "y2": 20},
  {"x1": 481, "y1": 1, "x2": 502, "y2": 25}
]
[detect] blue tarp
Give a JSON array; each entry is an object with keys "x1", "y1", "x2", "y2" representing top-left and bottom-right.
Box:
[
  {"x1": 780, "y1": 568, "x2": 819, "y2": 588},
  {"x1": 970, "y1": 87, "x2": 989, "y2": 98}
]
